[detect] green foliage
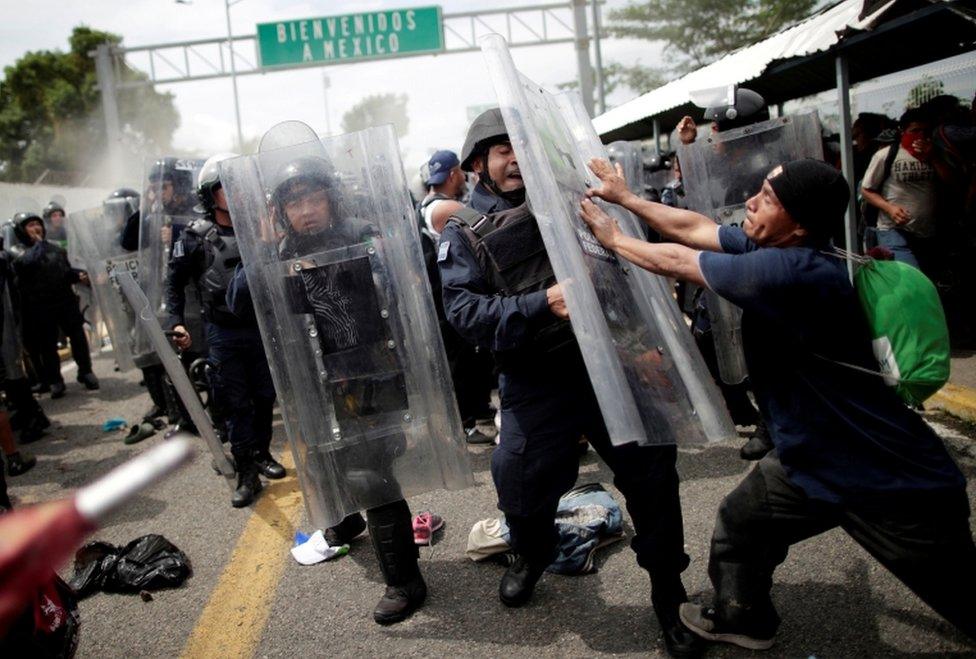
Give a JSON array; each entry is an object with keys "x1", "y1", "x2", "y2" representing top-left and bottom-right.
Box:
[
  {"x1": 906, "y1": 78, "x2": 946, "y2": 109},
  {"x1": 0, "y1": 26, "x2": 179, "y2": 183},
  {"x1": 340, "y1": 93, "x2": 409, "y2": 138},
  {"x1": 560, "y1": 61, "x2": 665, "y2": 98},
  {"x1": 606, "y1": 0, "x2": 819, "y2": 74}
]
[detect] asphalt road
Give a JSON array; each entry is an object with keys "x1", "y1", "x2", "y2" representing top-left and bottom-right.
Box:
[{"x1": 7, "y1": 352, "x2": 976, "y2": 657}]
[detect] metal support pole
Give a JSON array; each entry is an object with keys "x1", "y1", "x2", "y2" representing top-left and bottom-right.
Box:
[
  {"x1": 652, "y1": 119, "x2": 661, "y2": 156},
  {"x1": 225, "y1": 0, "x2": 245, "y2": 151},
  {"x1": 572, "y1": 0, "x2": 595, "y2": 116},
  {"x1": 92, "y1": 43, "x2": 123, "y2": 183},
  {"x1": 835, "y1": 55, "x2": 858, "y2": 280},
  {"x1": 590, "y1": 0, "x2": 605, "y2": 115},
  {"x1": 322, "y1": 73, "x2": 333, "y2": 136}
]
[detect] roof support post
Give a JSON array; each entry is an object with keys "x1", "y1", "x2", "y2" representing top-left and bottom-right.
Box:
[
  {"x1": 835, "y1": 54, "x2": 858, "y2": 280},
  {"x1": 92, "y1": 43, "x2": 124, "y2": 184},
  {"x1": 572, "y1": 0, "x2": 595, "y2": 116}
]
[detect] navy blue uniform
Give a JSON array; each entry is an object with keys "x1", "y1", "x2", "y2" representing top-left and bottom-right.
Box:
[
  {"x1": 166, "y1": 223, "x2": 275, "y2": 461},
  {"x1": 439, "y1": 184, "x2": 690, "y2": 587}
]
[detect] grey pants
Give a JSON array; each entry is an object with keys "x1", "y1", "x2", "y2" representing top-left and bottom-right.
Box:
[{"x1": 709, "y1": 451, "x2": 976, "y2": 640}]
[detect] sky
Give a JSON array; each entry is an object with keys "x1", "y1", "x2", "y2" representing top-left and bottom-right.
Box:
[{"x1": 0, "y1": 0, "x2": 666, "y2": 184}]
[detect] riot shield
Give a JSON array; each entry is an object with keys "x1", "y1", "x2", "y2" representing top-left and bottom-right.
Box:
[
  {"x1": 220, "y1": 121, "x2": 475, "y2": 530},
  {"x1": 67, "y1": 206, "x2": 140, "y2": 372},
  {"x1": 557, "y1": 95, "x2": 736, "y2": 444},
  {"x1": 1, "y1": 278, "x2": 25, "y2": 381},
  {"x1": 137, "y1": 157, "x2": 206, "y2": 354},
  {"x1": 116, "y1": 271, "x2": 236, "y2": 488},
  {"x1": 679, "y1": 112, "x2": 823, "y2": 384},
  {"x1": 480, "y1": 34, "x2": 726, "y2": 446}
]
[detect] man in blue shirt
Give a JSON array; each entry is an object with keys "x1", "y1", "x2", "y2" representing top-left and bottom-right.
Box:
[{"x1": 579, "y1": 157, "x2": 974, "y2": 649}]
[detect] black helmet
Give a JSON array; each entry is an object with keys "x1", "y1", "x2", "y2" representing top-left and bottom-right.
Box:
[
  {"x1": 148, "y1": 157, "x2": 196, "y2": 213},
  {"x1": 195, "y1": 152, "x2": 238, "y2": 217},
  {"x1": 13, "y1": 211, "x2": 44, "y2": 246},
  {"x1": 42, "y1": 201, "x2": 65, "y2": 221},
  {"x1": 460, "y1": 108, "x2": 508, "y2": 172},
  {"x1": 104, "y1": 188, "x2": 140, "y2": 221},
  {"x1": 269, "y1": 156, "x2": 339, "y2": 233},
  {"x1": 704, "y1": 88, "x2": 769, "y2": 131}
]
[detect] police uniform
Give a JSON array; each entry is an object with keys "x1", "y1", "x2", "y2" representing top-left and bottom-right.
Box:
[
  {"x1": 165, "y1": 219, "x2": 275, "y2": 471},
  {"x1": 439, "y1": 181, "x2": 690, "y2": 602}
]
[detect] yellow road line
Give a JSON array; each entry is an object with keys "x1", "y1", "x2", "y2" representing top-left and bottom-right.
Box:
[
  {"x1": 182, "y1": 451, "x2": 303, "y2": 659},
  {"x1": 929, "y1": 383, "x2": 976, "y2": 424}
]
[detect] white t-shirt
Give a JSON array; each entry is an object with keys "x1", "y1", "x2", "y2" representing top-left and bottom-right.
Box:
[
  {"x1": 422, "y1": 198, "x2": 451, "y2": 241},
  {"x1": 862, "y1": 144, "x2": 937, "y2": 237}
]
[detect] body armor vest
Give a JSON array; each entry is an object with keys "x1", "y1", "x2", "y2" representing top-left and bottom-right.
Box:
[
  {"x1": 448, "y1": 203, "x2": 574, "y2": 367},
  {"x1": 187, "y1": 219, "x2": 242, "y2": 327}
]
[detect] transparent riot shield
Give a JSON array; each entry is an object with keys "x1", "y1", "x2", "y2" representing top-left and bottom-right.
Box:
[
  {"x1": 679, "y1": 112, "x2": 823, "y2": 384},
  {"x1": 481, "y1": 35, "x2": 722, "y2": 446},
  {"x1": 220, "y1": 122, "x2": 475, "y2": 530},
  {"x1": 1, "y1": 279, "x2": 25, "y2": 380},
  {"x1": 137, "y1": 157, "x2": 206, "y2": 355},
  {"x1": 556, "y1": 93, "x2": 736, "y2": 444},
  {"x1": 116, "y1": 271, "x2": 236, "y2": 488},
  {"x1": 67, "y1": 207, "x2": 139, "y2": 372},
  {"x1": 606, "y1": 141, "x2": 644, "y2": 196}
]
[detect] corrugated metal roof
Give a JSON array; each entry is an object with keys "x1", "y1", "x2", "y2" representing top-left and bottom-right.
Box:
[{"x1": 593, "y1": 0, "x2": 898, "y2": 136}]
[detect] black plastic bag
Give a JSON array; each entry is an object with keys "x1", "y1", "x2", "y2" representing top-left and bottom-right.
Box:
[
  {"x1": 0, "y1": 574, "x2": 81, "y2": 658},
  {"x1": 69, "y1": 534, "x2": 192, "y2": 599}
]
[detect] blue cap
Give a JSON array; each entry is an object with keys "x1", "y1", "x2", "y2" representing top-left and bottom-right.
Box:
[{"x1": 425, "y1": 150, "x2": 460, "y2": 185}]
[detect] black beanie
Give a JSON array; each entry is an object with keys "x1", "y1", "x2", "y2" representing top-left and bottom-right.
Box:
[{"x1": 766, "y1": 159, "x2": 850, "y2": 241}]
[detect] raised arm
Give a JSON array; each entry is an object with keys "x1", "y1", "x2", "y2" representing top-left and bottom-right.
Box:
[{"x1": 586, "y1": 158, "x2": 721, "y2": 252}]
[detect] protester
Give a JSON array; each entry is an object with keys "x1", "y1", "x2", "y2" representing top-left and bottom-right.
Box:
[{"x1": 579, "y1": 156, "x2": 975, "y2": 648}]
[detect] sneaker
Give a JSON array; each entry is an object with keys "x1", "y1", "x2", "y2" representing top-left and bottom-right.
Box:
[
  {"x1": 464, "y1": 427, "x2": 494, "y2": 445},
  {"x1": 412, "y1": 511, "x2": 444, "y2": 545},
  {"x1": 679, "y1": 603, "x2": 775, "y2": 651},
  {"x1": 124, "y1": 422, "x2": 157, "y2": 445}
]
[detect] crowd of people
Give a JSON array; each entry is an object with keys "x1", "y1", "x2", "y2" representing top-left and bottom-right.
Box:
[{"x1": 0, "y1": 82, "x2": 974, "y2": 658}]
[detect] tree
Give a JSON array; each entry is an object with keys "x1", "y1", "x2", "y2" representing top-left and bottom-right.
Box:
[
  {"x1": 340, "y1": 93, "x2": 409, "y2": 138},
  {"x1": 606, "y1": 0, "x2": 820, "y2": 75},
  {"x1": 560, "y1": 61, "x2": 665, "y2": 98},
  {"x1": 0, "y1": 26, "x2": 179, "y2": 184},
  {"x1": 906, "y1": 77, "x2": 945, "y2": 109}
]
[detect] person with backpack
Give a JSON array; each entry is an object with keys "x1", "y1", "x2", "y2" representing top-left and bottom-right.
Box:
[
  {"x1": 862, "y1": 108, "x2": 938, "y2": 274},
  {"x1": 417, "y1": 150, "x2": 495, "y2": 445},
  {"x1": 579, "y1": 156, "x2": 975, "y2": 649}
]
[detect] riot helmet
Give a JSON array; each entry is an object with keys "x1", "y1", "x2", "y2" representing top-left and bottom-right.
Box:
[
  {"x1": 148, "y1": 157, "x2": 196, "y2": 214},
  {"x1": 42, "y1": 201, "x2": 65, "y2": 222},
  {"x1": 104, "y1": 188, "x2": 140, "y2": 220},
  {"x1": 460, "y1": 108, "x2": 525, "y2": 205},
  {"x1": 13, "y1": 211, "x2": 45, "y2": 246},
  {"x1": 269, "y1": 156, "x2": 341, "y2": 238},
  {"x1": 195, "y1": 152, "x2": 239, "y2": 217},
  {"x1": 703, "y1": 87, "x2": 769, "y2": 131}
]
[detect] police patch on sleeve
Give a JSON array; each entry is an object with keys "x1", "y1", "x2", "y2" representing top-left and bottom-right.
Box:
[
  {"x1": 172, "y1": 239, "x2": 185, "y2": 259},
  {"x1": 437, "y1": 241, "x2": 450, "y2": 263}
]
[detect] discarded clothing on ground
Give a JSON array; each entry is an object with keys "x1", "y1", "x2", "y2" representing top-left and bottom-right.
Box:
[
  {"x1": 290, "y1": 529, "x2": 349, "y2": 565},
  {"x1": 466, "y1": 483, "x2": 624, "y2": 574},
  {"x1": 69, "y1": 534, "x2": 192, "y2": 599}
]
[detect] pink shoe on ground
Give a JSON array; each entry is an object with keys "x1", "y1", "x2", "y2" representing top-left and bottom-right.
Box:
[{"x1": 412, "y1": 511, "x2": 444, "y2": 545}]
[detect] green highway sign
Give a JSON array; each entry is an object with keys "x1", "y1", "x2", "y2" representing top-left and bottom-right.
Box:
[{"x1": 256, "y1": 6, "x2": 444, "y2": 69}]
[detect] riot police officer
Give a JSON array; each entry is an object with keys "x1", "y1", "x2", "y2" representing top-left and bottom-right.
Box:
[
  {"x1": 165, "y1": 153, "x2": 284, "y2": 508},
  {"x1": 438, "y1": 109, "x2": 699, "y2": 657},
  {"x1": 42, "y1": 201, "x2": 68, "y2": 246},
  {"x1": 10, "y1": 211, "x2": 98, "y2": 398},
  {"x1": 228, "y1": 154, "x2": 427, "y2": 625}
]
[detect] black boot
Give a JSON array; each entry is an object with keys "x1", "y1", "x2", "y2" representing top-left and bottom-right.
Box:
[
  {"x1": 499, "y1": 554, "x2": 546, "y2": 607},
  {"x1": 50, "y1": 382, "x2": 66, "y2": 399},
  {"x1": 368, "y1": 501, "x2": 427, "y2": 625},
  {"x1": 325, "y1": 513, "x2": 367, "y2": 546},
  {"x1": 651, "y1": 576, "x2": 703, "y2": 658},
  {"x1": 19, "y1": 413, "x2": 48, "y2": 444},
  {"x1": 253, "y1": 449, "x2": 285, "y2": 479},
  {"x1": 5, "y1": 451, "x2": 36, "y2": 476},
  {"x1": 231, "y1": 454, "x2": 262, "y2": 508},
  {"x1": 77, "y1": 372, "x2": 100, "y2": 390}
]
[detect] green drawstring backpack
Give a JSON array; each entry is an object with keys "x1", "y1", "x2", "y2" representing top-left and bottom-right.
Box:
[{"x1": 853, "y1": 258, "x2": 950, "y2": 406}]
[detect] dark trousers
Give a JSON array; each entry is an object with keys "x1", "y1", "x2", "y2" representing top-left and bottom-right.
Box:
[
  {"x1": 442, "y1": 322, "x2": 494, "y2": 428},
  {"x1": 208, "y1": 329, "x2": 275, "y2": 459},
  {"x1": 22, "y1": 302, "x2": 92, "y2": 385},
  {"x1": 492, "y1": 360, "x2": 689, "y2": 593},
  {"x1": 709, "y1": 451, "x2": 976, "y2": 639}
]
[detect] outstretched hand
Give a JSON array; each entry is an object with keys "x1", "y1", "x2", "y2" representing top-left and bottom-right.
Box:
[
  {"x1": 585, "y1": 158, "x2": 630, "y2": 205},
  {"x1": 579, "y1": 198, "x2": 622, "y2": 251}
]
